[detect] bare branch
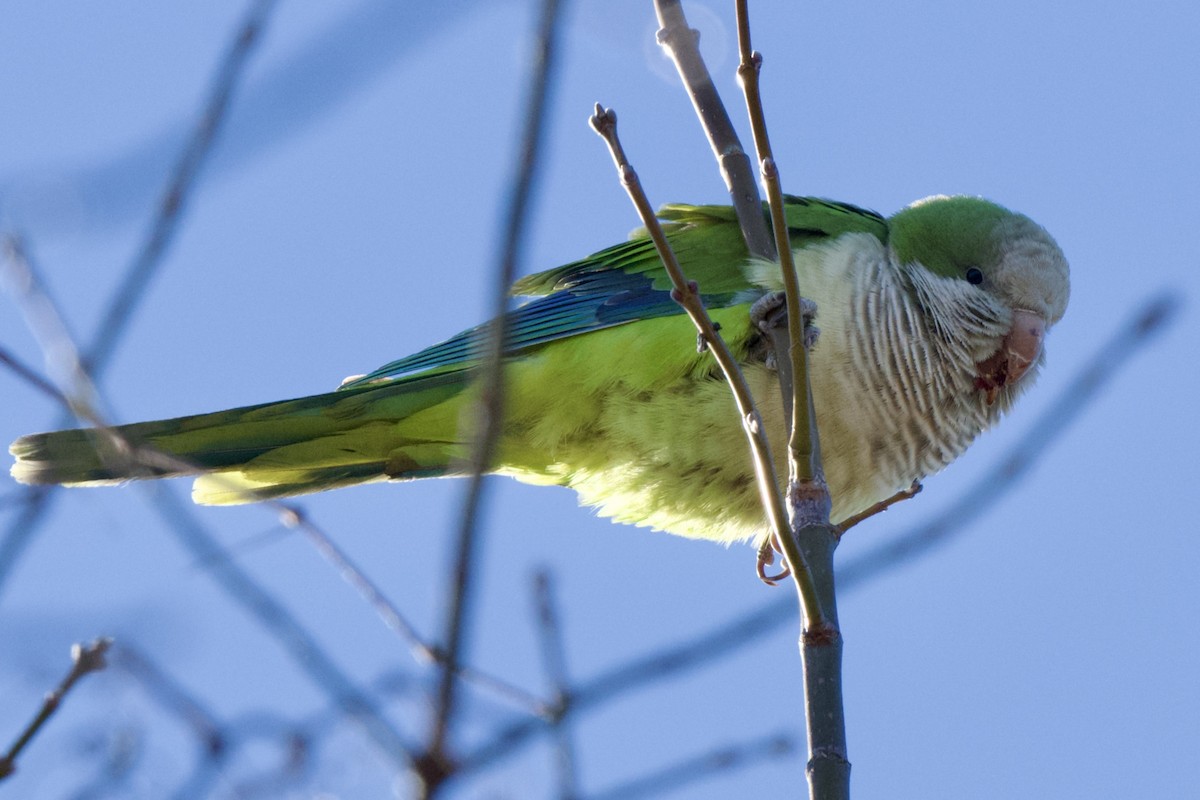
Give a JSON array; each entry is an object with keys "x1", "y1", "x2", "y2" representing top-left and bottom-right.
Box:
[
  {"x1": 424, "y1": 0, "x2": 569, "y2": 789},
  {"x1": 733, "y1": 4, "x2": 819, "y2": 486},
  {"x1": 588, "y1": 104, "x2": 821, "y2": 620},
  {"x1": 283, "y1": 507, "x2": 547, "y2": 715},
  {"x1": 0, "y1": 637, "x2": 113, "y2": 781},
  {"x1": 652, "y1": 0, "x2": 773, "y2": 259},
  {"x1": 114, "y1": 644, "x2": 227, "y2": 760},
  {"x1": 732, "y1": 7, "x2": 846, "y2": 795},
  {"x1": 836, "y1": 481, "x2": 922, "y2": 534}
]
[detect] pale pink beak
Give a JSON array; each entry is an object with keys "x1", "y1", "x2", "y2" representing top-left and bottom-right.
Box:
[{"x1": 975, "y1": 309, "x2": 1046, "y2": 404}]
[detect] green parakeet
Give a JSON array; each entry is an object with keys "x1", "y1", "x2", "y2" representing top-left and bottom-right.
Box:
[{"x1": 9, "y1": 195, "x2": 1069, "y2": 544}]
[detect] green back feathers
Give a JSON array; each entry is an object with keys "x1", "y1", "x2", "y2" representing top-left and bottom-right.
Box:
[{"x1": 350, "y1": 197, "x2": 888, "y2": 390}]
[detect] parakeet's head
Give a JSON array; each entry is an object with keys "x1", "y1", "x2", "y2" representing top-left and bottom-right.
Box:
[{"x1": 888, "y1": 195, "x2": 1070, "y2": 403}]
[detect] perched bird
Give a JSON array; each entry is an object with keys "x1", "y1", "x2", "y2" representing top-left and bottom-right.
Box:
[{"x1": 9, "y1": 195, "x2": 1069, "y2": 544}]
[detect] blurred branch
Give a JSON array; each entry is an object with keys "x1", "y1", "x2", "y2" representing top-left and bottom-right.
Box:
[
  {"x1": 0, "y1": 0, "x2": 279, "y2": 604},
  {"x1": 422, "y1": 0, "x2": 568, "y2": 792},
  {"x1": 83, "y1": 0, "x2": 278, "y2": 378},
  {"x1": 114, "y1": 645, "x2": 226, "y2": 761},
  {"x1": 652, "y1": 0, "x2": 772, "y2": 259},
  {"x1": 1, "y1": 238, "x2": 417, "y2": 771},
  {"x1": 0, "y1": 638, "x2": 112, "y2": 781},
  {"x1": 281, "y1": 506, "x2": 546, "y2": 715},
  {"x1": 532, "y1": 569, "x2": 580, "y2": 800},
  {"x1": 2, "y1": 235, "x2": 543, "y2": 770},
  {"x1": 147, "y1": 488, "x2": 417, "y2": 769},
  {"x1": 0, "y1": 2, "x2": 485, "y2": 238},
  {"x1": 586, "y1": 732, "x2": 795, "y2": 800}
]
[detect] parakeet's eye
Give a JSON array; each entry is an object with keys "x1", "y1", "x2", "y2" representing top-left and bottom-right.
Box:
[{"x1": 965, "y1": 267, "x2": 984, "y2": 285}]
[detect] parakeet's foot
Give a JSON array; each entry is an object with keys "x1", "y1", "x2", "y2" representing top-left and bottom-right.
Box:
[
  {"x1": 755, "y1": 535, "x2": 791, "y2": 585},
  {"x1": 750, "y1": 292, "x2": 820, "y2": 366}
]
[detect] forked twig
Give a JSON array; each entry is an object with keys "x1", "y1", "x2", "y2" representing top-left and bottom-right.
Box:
[
  {"x1": 0, "y1": 638, "x2": 113, "y2": 781},
  {"x1": 589, "y1": 104, "x2": 822, "y2": 622},
  {"x1": 733, "y1": 6, "x2": 847, "y2": 796},
  {"x1": 654, "y1": 0, "x2": 773, "y2": 260}
]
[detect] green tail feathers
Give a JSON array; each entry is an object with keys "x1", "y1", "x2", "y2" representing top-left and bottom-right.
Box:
[{"x1": 9, "y1": 373, "x2": 470, "y2": 505}]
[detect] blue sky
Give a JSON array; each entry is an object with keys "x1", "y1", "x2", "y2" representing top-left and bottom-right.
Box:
[{"x1": 2, "y1": 1, "x2": 1198, "y2": 797}]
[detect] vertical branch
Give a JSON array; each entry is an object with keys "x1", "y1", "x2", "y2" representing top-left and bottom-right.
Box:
[
  {"x1": 733, "y1": 4, "x2": 847, "y2": 797},
  {"x1": 733, "y1": 1, "x2": 818, "y2": 485},
  {"x1": 653, "y1": 0, "x2": 774, "y2": 259},
  {"x1": 422, "y1": 0, "x2": 568, "y2": 791}
]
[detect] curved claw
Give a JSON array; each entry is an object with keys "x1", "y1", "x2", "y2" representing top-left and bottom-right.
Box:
[{"x1": 755, "y1": 536, "x2": 792, "y2": 585}]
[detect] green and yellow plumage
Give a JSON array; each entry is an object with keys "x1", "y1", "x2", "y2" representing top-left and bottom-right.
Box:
[{"x1": 9, "y1": 196, "x2": 1069, "y2": 544}]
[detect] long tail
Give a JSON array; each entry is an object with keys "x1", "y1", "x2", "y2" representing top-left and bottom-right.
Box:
[{"x1": 9, "y1": 372, "x2": 469, "y2": 505}]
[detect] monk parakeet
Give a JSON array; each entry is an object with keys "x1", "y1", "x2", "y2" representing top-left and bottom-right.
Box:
[{"x1": 9, "y1": 195, "x2": 1069, "y2": 544}]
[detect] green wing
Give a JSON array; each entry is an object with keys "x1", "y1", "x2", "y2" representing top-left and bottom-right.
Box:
[{"x1": 342, "y1": 197, "x2": 887, "y2": 388}]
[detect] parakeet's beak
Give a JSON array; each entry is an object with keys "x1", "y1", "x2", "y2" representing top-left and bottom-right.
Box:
[{"x1": 975, "y1": 309, "x2": 1046, "y2": 404}]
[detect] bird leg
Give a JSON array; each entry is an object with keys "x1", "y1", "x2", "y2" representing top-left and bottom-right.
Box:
[
  {"x1": 835, "y1": 480, "x2": 923, "y2": 534},
  {"x1": 749, "y1": 291, "x2": 821, "y2": 586}
]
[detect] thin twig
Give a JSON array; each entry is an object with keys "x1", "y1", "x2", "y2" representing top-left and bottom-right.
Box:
[
  {"x1": 732, "y1": 6, "x2": 847, "y2": 795},
  {"x1": 588, "y1": 104, "x2": 821, "y2": 621},
  {"x1": 281, "y1": 507, "x2": 547, "y2": 715},
  {"x1": 836, "y1": 481, "x2": 922, "y2": 533},
  {"x1": 733, "y1": 3, "x2": 817, "y2": 486},
  {"x1": 532, "y1": 569, "x2": 580, "y2": 800},
  {"x1": 652, "y1": 0, "x2": 773, "y2": 259},
  {"x1": 147, "y1": 487, "x2": 418, "y2": 769},
  {"x1": 0, "y1": 638, "x2": 113, "y2": 780},
  {"x1": 424, "y1": 0, "x2": 568, "y2": 788}
]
